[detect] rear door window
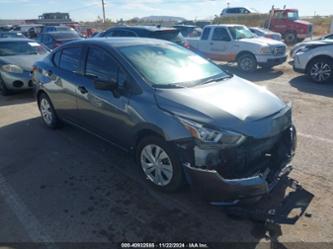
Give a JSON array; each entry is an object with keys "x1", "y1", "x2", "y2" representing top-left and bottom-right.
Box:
[
  {"x1": 59, "y1": 47, "x2": 82, "y2": 73},
  {"x1": 212, "y1": 27, "x2": 230, "y2": 41},
  {"x1": 201, "y1": 27, "x2": 211, "y2": 40}
]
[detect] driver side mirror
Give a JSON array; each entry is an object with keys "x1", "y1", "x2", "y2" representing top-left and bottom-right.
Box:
[{"x1": 94, "y1": 78, "x2": 118, "y2": 91}]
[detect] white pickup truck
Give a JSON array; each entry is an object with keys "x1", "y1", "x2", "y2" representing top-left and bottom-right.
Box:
[{"x1": 186, "y1": 24, "x2": 287, "y2": 72}]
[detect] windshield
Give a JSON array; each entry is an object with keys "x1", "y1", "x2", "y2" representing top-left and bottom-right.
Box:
[
  {"x1": 287, "y1": 11, "x2": 299, "y2": 20},
  {"x1": 228, "y1": 26, "x2": 256, "y2": 40},
  {"x1": 0, "y1": 41, "x2": 48, "y2": 56},
  {"x1": 119, "y1": 44, "x2": 227, "y2": 87}
]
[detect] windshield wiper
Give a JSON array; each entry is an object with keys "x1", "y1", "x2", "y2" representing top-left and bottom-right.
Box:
[
  {"x1": 153, "y1": 83, "x2": 185, "y2": 89},
  {"x1": 198, "y1": 75, "x2": 233, "y2": 85}
]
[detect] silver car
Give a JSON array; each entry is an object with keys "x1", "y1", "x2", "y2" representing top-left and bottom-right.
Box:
[
  {"x1": 293, "y1": 40, "x2": 333, "y2": 83},
  {"x1": 33, "y1": 38, "x2": 297, "y2": 204},
  {"x1": 0, "y1": 38, "x2": 48, "y2": 95}
]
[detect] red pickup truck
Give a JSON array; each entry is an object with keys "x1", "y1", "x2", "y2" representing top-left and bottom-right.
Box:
[{"x1": 266, "y1": 8, "x2": 312, "y2": 44}]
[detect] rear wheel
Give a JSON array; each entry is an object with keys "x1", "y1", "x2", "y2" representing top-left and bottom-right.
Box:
[
  {"x1": 237, "y1": 53, "x2": 257, "y2": 73},
  {"x1": 38, "y1": 93, "x2": 62, "y2": 129},
  {"x1": 136, "y1": 136, "x2": 184, "y2": 192},
  {"x1": 307, "y1": 58, "x2": 333, "y2": 83}
]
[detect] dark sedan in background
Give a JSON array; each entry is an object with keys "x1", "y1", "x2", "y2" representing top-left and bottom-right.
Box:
[
  {"x1": 32, "y1": 38, "x2": 296, "y2": 204},
  {"x1": 0, "y1": 38, "x2": 48, "y2": 95},
  {"x1": 37, "y1": 31, "x2": 82, "y2": 49},
  {"x1": 95, "y1": 26, "x2": 189, "y2": 48}
]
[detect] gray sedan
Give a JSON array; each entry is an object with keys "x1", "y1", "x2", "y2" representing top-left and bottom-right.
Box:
[
  {"x1": 33, "y1": 38, "x2": 296, "y2": 204},
  {"x1": 0, "y1": 38, "x2": 49, "y2": 95}
]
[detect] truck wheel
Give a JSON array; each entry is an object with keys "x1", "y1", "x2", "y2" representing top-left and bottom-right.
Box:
[
  {"x1": 284, "y1": 32, "x2": 297, "y2": 45},
  {"x1": 307, "y1": 57, "x2": 333, "y2": 83},
  {"x1": 136, "y1": 136, "x2": 185, "y2": 192},
  {"x1": 237, "y1": 53, "x2": 257, "y2": 73}
]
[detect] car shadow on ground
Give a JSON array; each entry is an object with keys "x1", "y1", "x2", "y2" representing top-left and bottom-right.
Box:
[
  {"x1": 0, "y1": 117, "x2": 314, "y2": 246},
  {"x1": 219, "y1": 63, "x2": 284, "y2": 82},
  {"x1": 0, "y1": 90, "x2": 34, "y2": 107},
  {"x1": 289, "y1": 75, "x2": 333, "y2": 97}
]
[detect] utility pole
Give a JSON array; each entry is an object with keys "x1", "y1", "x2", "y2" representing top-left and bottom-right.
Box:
[{"x1": 101, "y1": 0, "x2": 106, "y2": 23}]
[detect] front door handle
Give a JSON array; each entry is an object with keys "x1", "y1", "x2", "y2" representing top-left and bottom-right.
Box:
[{"x1": 78, "y1": 86, "x2": 88, "y2": 94}]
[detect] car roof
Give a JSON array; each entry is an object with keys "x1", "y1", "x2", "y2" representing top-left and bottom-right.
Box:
[
  {"x1": 62, "y1": 37, "x2": 172, "y2": 49},
  {"x1": 205, "y1": 24, "x2": 246, "y2": 28},
  {"x1": 0, "y1": 38, "x2": 32, "y2": 42},
  {"x1": 173, "y1": 25, "x2": 196, "y2": 28},
  {"x1": 224, "y1": 7, "x2": 249, "y2": 9},
  {"x1": 106, "y1": 26, "x2": 177, "y2": 32}
]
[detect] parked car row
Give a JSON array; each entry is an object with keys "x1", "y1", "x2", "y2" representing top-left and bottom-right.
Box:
[{"x1": 1, "y1": 23, "x2": 332, "y2": 98}]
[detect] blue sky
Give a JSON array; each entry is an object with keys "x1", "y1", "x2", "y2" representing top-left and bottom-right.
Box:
[{"x1": 0, "y1": 0, "x2": 332, "y2": 21}]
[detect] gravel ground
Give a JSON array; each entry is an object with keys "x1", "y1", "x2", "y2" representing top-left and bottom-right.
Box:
[{"x1": 0, "y1": 61, "x2": 332, "y2": 248}]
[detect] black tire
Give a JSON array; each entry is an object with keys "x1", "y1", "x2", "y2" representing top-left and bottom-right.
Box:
[
  {"x1": 0, "y1": 78, "x2": 10, "y2": 96},
  {"x1": 136, "y1": 136, "x2": 185, "y2": 192},
  {"x1": 284, "y1": 31, "x2": 297, "y2": 45},
  {"x1": 307, "y1": 57, "x2": 333, "y2": 83},
  {"x1": 38, "y1": 93, "x2": 62, "y2": 129},
  {"x1": 237, "y1": 53, "x2": 257, "y2": 73}
]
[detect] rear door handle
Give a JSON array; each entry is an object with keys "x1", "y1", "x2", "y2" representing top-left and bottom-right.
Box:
[{"x1": 78, "y1": 86, "x2": 88, "y2": 94}]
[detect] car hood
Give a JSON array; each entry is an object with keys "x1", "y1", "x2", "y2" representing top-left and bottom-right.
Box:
[
  {"x1": 291, "y1": 40, "x2": 333, "y2": 55},
  {"x1": 238, "y1": 37, "x2": 285, "y2": 47},
  {"x1": 155, "y1": 75, "x2": 290, "y2": 138},
  {"x1": 0, "y1": 54, "x2": 47, "y2": 71},
  {"x1": 294, "y1": 20, "x2": 312, "y2": 26}
]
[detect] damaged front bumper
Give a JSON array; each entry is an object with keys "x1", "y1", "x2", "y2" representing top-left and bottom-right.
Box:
[
  {"x1": 179, "y1": 124, "x2": 297, "y2": 205},
  {"x1": 184, "y1": 162, "x2": 293, "y2": 205}
]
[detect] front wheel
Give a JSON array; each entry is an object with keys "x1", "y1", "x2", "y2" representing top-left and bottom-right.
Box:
[
  {"x1": 237, "y1": 53, "x2": 258, "y2": 73},
  {"x1": 307, "y1": 58, "x2": 333, "y2": 83},
  {"x1": 0, "y1": 79, "x2": 10, "y2": 96},
  {"x1": 136, "y1": 136, "x2": 184, "y2": 192},
  {"x1": 284, "y1": 32, "x2": 297, "y2": 45},
  {"x1": 38, "y1": 93, "x2": 62, "y2": 129}
]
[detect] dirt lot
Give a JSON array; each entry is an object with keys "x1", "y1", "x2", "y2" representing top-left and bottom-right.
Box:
[{"x1": 0, "y1": 60, "x2": 333, "y2": 248}]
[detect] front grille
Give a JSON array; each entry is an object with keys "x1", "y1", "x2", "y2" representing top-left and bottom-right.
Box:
[
  {"x1": 217, "y1": 126, "x2": 295, "y2": 180},
  {"x1": 273, "y1": 46, "x2": 286, "y2": 56}
]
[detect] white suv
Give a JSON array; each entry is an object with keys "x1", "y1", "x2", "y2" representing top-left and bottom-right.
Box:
[{"x1": 293, "y1": 41, "x2": 333, "y2": 83}]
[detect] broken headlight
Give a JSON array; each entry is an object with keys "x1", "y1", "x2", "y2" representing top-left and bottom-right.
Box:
[{"x1": 178, "y1": 117, "x2": 245, "y2": 146}]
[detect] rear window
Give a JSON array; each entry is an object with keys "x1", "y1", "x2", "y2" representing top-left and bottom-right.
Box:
[
  {"x1": 59, "y1": 47, "x2": 81, "y2": 72},
  {"x1": 149, "y1": 30, "x2": 179, "y2": 41},
  {"x1": 51, "y1": 32, "x2": 80, "y2": 40},
  {"x1": 0, "y1": 41, "x2": 48, "y2": 56}
]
